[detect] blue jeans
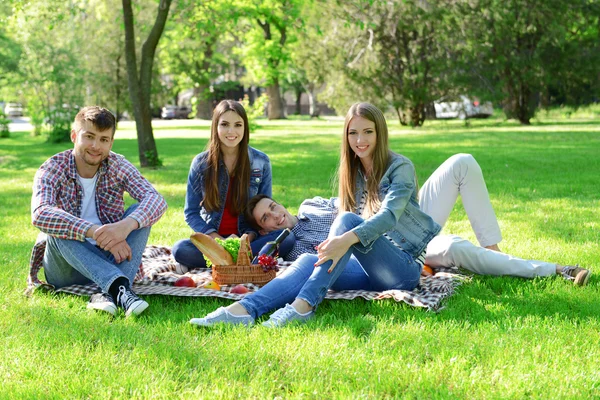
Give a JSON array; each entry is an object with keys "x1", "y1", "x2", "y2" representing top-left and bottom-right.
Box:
[
  {"x1": 240, "y1": 212, "x2": 421, "y2": 319},
  {"x1": 172, "y1": 229, "x2": 295, "y2": 268},
  {"x1": 43, "y1": 204, "x2": 151, "y2": 293}
]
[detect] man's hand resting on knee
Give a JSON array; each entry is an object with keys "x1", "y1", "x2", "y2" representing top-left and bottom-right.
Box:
[
  {"x1": 91, "y1": 217, "x2": 139, "y2": 251},
  {"x1": 108, "y1": 240, "x2": 132, "y2": 263}
]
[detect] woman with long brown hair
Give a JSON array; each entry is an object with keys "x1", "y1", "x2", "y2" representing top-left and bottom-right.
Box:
[{"x1": 172, "y1": 100, "x2": 291, "y2": 268}]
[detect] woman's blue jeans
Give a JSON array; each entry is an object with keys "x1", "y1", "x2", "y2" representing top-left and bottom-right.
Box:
[
  {"x1": 239, "y1": 212, "x2": 421, "y2": 319},
  {"x1": 172, "y1": 229, "x2": 295, "y2": 269},
  {"x1": 43, "y1": 204, "x2": 151, "y2": 293}
]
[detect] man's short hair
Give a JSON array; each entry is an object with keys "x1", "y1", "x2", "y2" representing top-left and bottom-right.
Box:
[
  {"x1": 245, "y1": 194, "x2": 273, "y2": 230},
  {"x1": 73, "y1": 106, "x2": 116, "y2": 136}
]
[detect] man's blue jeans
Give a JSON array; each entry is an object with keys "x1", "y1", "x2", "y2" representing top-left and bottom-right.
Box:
[
  {"x1": 239, "y1": 212, "x2": 421, "y2": 319},
  {"x1": 43, "y1": 204, "x2": 151, "y2": 293},
  {"x1": 172, "y1": 229, "x2": 295, "y2": 269}
]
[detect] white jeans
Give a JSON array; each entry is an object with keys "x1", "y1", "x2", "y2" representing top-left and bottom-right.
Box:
[
  {"x1": 419, "y1": 154, "x2": 556, "y2": 278},
  {"x1": 425, "y1": 235, "x2": 556, "y2": 278}
]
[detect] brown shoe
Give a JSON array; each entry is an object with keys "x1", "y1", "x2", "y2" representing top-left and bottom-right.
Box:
[{"x1": 561, "y1": 265, "x2": 591, "y2": 286}]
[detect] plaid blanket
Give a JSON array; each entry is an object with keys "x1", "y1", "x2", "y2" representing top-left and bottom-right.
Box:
[{"x1": 47, "y1": 246, "x2": 469, "y2": 311}]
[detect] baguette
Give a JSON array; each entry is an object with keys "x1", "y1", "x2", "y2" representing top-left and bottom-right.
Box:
[{"x1": 190, "y1": 232, "x2": 234, "y2": 266}]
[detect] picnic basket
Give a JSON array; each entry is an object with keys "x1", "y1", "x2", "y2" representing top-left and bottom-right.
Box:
[{"x1": 211, "y1": 235, "x2": 276, "y2": 286}]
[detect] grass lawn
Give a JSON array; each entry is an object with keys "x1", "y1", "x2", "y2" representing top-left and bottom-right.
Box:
[{"x1": 1, "y1": 112, "x2": 599, "y2": 398}]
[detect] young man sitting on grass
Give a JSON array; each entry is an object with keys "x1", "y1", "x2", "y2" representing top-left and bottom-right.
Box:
[
  {"x1": 191, "y1": 154, "x2": 589, "y2": 327},
  {"x1": 29, "y1": 106, "x2": 167, "y2": 317}
]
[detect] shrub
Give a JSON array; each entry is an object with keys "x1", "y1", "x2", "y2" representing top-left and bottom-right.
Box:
[{"x1": 0, "y1": 112, "x2": 10, "y2": 138}]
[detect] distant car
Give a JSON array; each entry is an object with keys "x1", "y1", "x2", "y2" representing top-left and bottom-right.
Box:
[
  {"x1": 4, "y1": 102, "x2": 24, "y2": 117},
  {"x1": 161, "y1": 105, "x2": 191, "y2": 119},
  {"x1": 434, "y1": 96, "x2": 493, "y2": 120}
]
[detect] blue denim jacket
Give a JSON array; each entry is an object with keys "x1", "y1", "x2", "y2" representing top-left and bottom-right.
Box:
[
  {"x1": 351, "y1": 152, "x2": 441, "y2": 258},
  {"x1": 184, "y1": 146, "x2": 272, "y2": 236}
]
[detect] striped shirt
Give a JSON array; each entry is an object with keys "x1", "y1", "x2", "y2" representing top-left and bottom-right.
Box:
[{"x1": 27, "y1": 149, "x2": 168, "y2": 290}]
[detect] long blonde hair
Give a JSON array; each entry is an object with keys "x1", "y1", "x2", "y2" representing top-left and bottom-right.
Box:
[
  {"x1": 338, "y1": 102, "x2": 390, "y2": 218},
  {"x1": 202, "y1": 100, "x2": 251, "y2": 214}
]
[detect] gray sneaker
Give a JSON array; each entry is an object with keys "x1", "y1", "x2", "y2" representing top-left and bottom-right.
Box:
[
  {"x1": 262, "y1": 304, "x2": 314, "y2": 328},
  {"x1": 561, "y1": 265, "x2": 591, "y2": 286},
  {"x1": 87, "y1": 293, "x2": 117, "y2": 316},
  {"x1": 190, "y1": 307, "x2": 254, "y2": 327}
]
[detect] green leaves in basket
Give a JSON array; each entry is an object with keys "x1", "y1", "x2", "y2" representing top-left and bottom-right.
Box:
[{"x1": 203, "y1": 237, "x2": 240, "y2": 268}]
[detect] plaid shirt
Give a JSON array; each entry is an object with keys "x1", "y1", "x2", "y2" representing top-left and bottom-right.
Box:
[
  {"x1": 285, "y1": 196, "x2": 338, "y2": 261},
  {"x1": 27, "y1": 149, "x2": 167, "y2": 291}
]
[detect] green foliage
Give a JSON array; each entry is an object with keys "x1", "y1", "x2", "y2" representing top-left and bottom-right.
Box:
[
  {"x1": 454, "y1": 0, "x2": 600, "y2": 124},
  {"x1": 27, "y1": 96, "x2": 45, "y2": 137},
  {"x1": 45, "y1": 106, "x2": 78, "y2": 143},
  {"x1": 143, "y1": 149, "x2": 163, "y2": 168},
  {"x1": 0, "y1": 112, "x2": 10, "y2": 138},
  {"x1": 241, "y1": 93, "x2": 268, "y2": 131}
]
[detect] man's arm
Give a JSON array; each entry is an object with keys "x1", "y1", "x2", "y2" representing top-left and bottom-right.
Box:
[
  {"x1": 117, "y1": 156, "x2": 167, "y2": 228},
  {"x1": 31, "y1": 165, "x2": 93, "y2": 241}
]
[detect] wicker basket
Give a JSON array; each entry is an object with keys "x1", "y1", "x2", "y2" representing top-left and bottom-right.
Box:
[{"x1": 211, "y1": 235, "x2": 277, "y2": 286}]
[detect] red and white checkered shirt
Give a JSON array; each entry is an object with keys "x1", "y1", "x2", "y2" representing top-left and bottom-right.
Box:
[{"x1": 27, "y1": 149, "x2": 167, "y2": 292}]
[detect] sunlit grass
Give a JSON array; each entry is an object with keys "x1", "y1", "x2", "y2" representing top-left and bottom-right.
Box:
[{"x1": 1, "y1": 112, "x2": 599, "y2": 398}]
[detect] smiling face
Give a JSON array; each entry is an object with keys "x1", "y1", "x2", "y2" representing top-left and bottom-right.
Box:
[
  {"x1": 217, "y1": 110, "x2": 245, "y2": 149},
  {"x1": 347, "y1": 116, "x2": 377, "y2": 163},
  {"x1": 71, "y1": 120, "x2": 114, "y2": 177},
  {"x1": 252, "y1": 197, "x2": 297, "y2": 233}
]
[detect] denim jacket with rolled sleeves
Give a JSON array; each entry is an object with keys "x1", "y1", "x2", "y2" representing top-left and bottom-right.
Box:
[
  {"x1": 184, "y1": 146, "x2": 272, "y2": 236},
  {"x1": 351, "y1": 152, "x2": 441, "y2": 258}
]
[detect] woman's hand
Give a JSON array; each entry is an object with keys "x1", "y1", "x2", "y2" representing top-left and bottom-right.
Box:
[{"x1": 314, "y1": 232, "x2": 359, "y2": 273}]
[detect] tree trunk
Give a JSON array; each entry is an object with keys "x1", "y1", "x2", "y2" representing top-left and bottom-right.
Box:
[
  {"x1": 308, "y1": 90, "x2": 319, "y2": 118},
  {"x1": 295, "y1": 89, "x2": 302, "y2": 115},
  {"x1": 194, "y1": 85, "x2": 213, "y2": 119},
  {"x1": 115, "y1": 53, "x2": 121, "y2": 124},
  {"x1": 122, "y1": 0, "x2": 172, "y2": 167},
  {"x1": 266, "y1": 80, "x2": 286, "y2": 120}
]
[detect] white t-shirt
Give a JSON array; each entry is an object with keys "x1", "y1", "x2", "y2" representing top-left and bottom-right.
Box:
[{"x1": 78, "y1": 173, "x2": 102, "y2": 245}]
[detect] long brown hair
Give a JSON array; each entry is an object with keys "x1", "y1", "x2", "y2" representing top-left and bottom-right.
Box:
[
  {"x1": 202, "y1": 100, "x2": 251, "y2": 215},
  {"x1": 338, "y1": 102, "x2": 390, "y2": 217}
]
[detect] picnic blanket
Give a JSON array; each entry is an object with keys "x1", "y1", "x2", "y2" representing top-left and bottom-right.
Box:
[{"x1": 49, "y1": 245, "x2": 469, "y2": 311}]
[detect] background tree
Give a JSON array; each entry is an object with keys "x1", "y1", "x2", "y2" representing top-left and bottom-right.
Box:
[
  {"x1": 454, "y1": 0, "x2": 596, "y2": 124},
  {"x1": 159, "y1": 0, "x2": 235, "y2": 119},
  {"x1": 237, "y1": 0, "x2": 304, "y2": 119},
  {"x1": 122, "y1": 0, "x2": 172, "y2": 167},
  {"x1": 7, "y1": 1, "x2": 86, "y2": 142}
]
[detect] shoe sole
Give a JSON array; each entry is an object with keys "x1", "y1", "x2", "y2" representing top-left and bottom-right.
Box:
[
  {"x1": 189, "y1": 318, "x2": 253, "y2": 327},
  {"x1": 87, "y1": 302, "x2": 117, "y2": 316},
  {"x1": 125, "y1": 300, "x2": 149, "y2": 317},
  {"x1": 575, "y1": 271, "x2": 591, "y2": 286}
]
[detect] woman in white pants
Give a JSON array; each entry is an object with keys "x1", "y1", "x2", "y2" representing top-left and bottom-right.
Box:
[{"x1": 419, "y1": 154, "x2": 590, "y2": 285}]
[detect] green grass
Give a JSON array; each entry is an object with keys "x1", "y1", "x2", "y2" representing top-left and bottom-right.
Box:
[{"x1": 1, "y1": 112, "x2": 599, "y2": 399}]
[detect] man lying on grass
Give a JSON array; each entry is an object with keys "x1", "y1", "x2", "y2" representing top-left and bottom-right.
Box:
[
  {"x1": 28, "y1": 106, "x2": 167, "y2": 317},
  {"x1": 191, "y1": 153, "x2": 589, "y2": 327}
]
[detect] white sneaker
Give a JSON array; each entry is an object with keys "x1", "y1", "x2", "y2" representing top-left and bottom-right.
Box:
[
  {"x1": 87, "y1": 293, "x2": 117, "y2": 316},
  {"x1": 190, "y1": 307, "x2": 254, "y2": 327},
  {"x1": 262, "y1": 304, "x2": 314, "y2": 328}
]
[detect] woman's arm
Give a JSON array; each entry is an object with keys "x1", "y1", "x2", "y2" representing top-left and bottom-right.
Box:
[
  {"x1": 183, "y1": 155, "x2": 214, "y2": 234},
  {"x1": 352, "y1": 161, "x2": 417, "y2": 248}
]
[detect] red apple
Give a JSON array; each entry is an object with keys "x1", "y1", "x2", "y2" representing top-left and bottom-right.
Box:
[
  {"x1": 230, "y1": 284, "x2": 249, "y2": 294},
  {"x1": 174, "y1": 276, "x2": 196, "y2": 287}
]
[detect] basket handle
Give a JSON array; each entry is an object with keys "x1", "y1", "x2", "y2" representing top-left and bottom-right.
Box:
[{"x1": 237, "y1": 234, "x2": 253, "y2": 266}]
